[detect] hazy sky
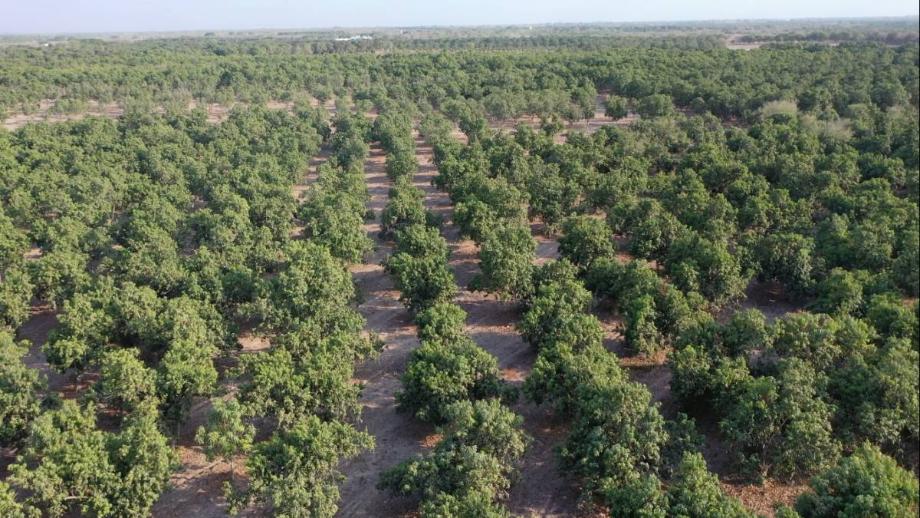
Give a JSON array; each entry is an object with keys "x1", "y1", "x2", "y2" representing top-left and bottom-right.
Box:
[{"x1": 2, "y1": 0, "x2": 918, "y2": 34}]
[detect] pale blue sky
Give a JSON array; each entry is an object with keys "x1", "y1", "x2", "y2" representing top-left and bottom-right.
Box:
[{"x1": 1, "y1": 0, "x2": 917, "y2": 34}]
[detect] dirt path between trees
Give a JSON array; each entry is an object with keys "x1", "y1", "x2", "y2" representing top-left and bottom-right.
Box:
[
  {"x1": 409, "y1": 135, "x2": 581, "y2": 517},
  {"x1": 336, "y1": 144, "x2": 434, "y2": 517}
]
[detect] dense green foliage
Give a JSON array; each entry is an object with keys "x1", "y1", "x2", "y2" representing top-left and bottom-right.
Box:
[
  {"x1": 0, "y1": 104, "x2": 382, "y2": 515},
  {"x1": 0, "y1": 331, "x2": 45, "y2": 445},
  {"x1": 791, "y1": 444, "x2": 919, "y2": 518},
  {"x1": 8, "y1": 400, "x2": 176, "y2": 518},
  {"x1": 1, "y1": 21, "x2": 918, "y2": 516},
  {"x1": 380, "y1": 399, "x2": 528, "y2": 517},
  {"x1": 237, "y1": 415, "x2": 373, "y2": 518}
]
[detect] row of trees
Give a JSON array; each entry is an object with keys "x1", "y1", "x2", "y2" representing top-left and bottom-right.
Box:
[
  {"x1": 220, "y1": 112, "x2": 380, "y2": 516},
  {"x1": 429, "y1": 102, "x2": 918, "y2": 513},
  {"x1": 374, "y1": 115, "x2": 530, "y2": 515},
  {"x1": 0, "y1": 105, "x2": 325, "y2": 516},
  {"x1": 428, "y1": 122, "x2": 752, "y2": 515},
  {"x1": 297, "y1": 114, "x2": 373, "y2": 262},
  {"x1": 0, "y1": 105, "x2": 385, "y2": 516},
  {"x1": 3, "y1": 37, "x2": 916, "y2": 127}
]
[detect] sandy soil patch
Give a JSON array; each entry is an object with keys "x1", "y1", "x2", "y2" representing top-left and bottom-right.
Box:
[{"x1": 336, "y1": 145, "x2": 434, "y2": 517}]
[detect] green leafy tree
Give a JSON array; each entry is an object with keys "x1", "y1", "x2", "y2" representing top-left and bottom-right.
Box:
[
  {"x1": 379, "y1": 399, "x2": 528, "y2": 516},
  {"x1": 0, "y1": 480, "x2": 35, "y2": 518},
  {"x1": 636, "y1": 94, "x2": 674, "y2": 118},
  {"x1": 558, "y1": 216, "x2": 615, "y2": 270},
  {"x1": 10, "y1": 401, "x2": 118, "y2": 518},
  {"x1": 829, "y1": 337, "x2": 919, "y2": 449},
  {"x1": 0, "y1": 265, "x2": 33, "y2": 330},
  {"x1": 865, "y1": 293, "x2": 918, "y2": 341},
  {"x1": 519, "y1": 267, "x2": 594, "y2": 350},
  {"x1": 195, "y1": 398, "x2": 254, "y2": 485},
  {"x1": 28, "y1": 250, "x2": 90, "y2": 308},
  {"x1": 9, "y1": 400, "x2": 176, "y2": 518},
  {"x1": 270, "y1": 241, "x2": 357, "y2": 328},
  {"x1": 666, "y1": 452, "x2": 755, "y2": 518},
  {"x1": 472, "y1": 222, "x2": 536, "y2": 300},
  {"x1": 394, "y1": 224, "x2": 450, "y2": 263},
  {"x1": 385, "y1": 148, "x2": 419, "y2": 181},
  {"x1": 397, "y1": 336, "x2": 508, "y2": 424},
  {"x1": 1, "y1": 331, "x2": 46, "y2": 446},
  {"x1": 601, "y1": 473, "x2": 668, "y2": 518},
  {"x1": 755, "y1": 232, "x2": 817, "y2": 296},
  {"x1": 892, "y1": 219, "x2": 919, "y2": 296},
  {"x1": 604, "y1": 95, "x2": 630, "y2": 120},
  {"x1": 813, "y1": 268, "x2": 866, "y2": 316},
  {"x1": 298, "y1": 191, "x2": 372, "y2": 263},
  {"x1": 106, "y1": 403, "x2": 178, "y2": 516},
  {"x1": 454, "y1": 198, "x2": 498, "y2": 242},
  {"x1": 527, "y1": 163, "x2": 579, "y2": 228},
  {"x1": 157, "y1": 336, "x2": 218, "y2": 428},
  {"x1": 721, "y1": 309, "x2": 771, "y2": 357},
  {"x1": 794, "y1": 444, "x2": 919, "y2": 518},
  {"x1": 561, "y1": 376, "x2": 667, "y2": 495},
  {"x1": 720, "y1": 359, "x2": 840, "y2": 479},
  {"x1": 623, "y1": 294, "x2": 662, "y2": 356},
  {"x1": 239, "y1": 322, "x2": 367, "y2": 426},
  {"x1": 238, "y1": 416, "x2": 373, "y2": 518},
  {"x1": 380, "y1": 180, "x2": 429, "y2": 236},
  {"x1": 386, "y1": 252, "x2": 457, "y2": 313},
  {"x1": 415, "y1": 302, "x2": 468, "y2": 343},
  {"x1": 94, "y1": 348, "x2": 158, "y2": 413},
  {"x1": 666, "y1": 233, "x2": 747, "y2": 306}
]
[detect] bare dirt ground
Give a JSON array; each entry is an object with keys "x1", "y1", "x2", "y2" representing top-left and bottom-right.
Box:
[
  {"x1": 151, "y1": 395, "x2": 249, "y2": 518},
  {"x1": 16, "y1": 304, "x2": 68, "y2": 392},
  {"x1": 487, "y1": 95, "x2": 637, "y2": 140},
  {"x1": 732, "y1": 280, "x2": 805, "y2": 322},
  {"x1": 2, "y1": 100, "x2": 124, "y2": 131},
  {"x1": 336, "y1": 145, "x2": 434, "y2": 518}
]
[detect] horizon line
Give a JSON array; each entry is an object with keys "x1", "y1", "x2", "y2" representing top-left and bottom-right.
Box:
[{"x1": 2, "y1": 14, "x2": 918, "y2": 38}]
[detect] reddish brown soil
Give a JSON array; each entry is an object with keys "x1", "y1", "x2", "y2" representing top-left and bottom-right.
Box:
[
  {"x1": 151, "y1": 394, "x2": 254, "y2": 518},
  {"x1": 723, "y1": 481, "x2": 808, "y2": 516}
]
